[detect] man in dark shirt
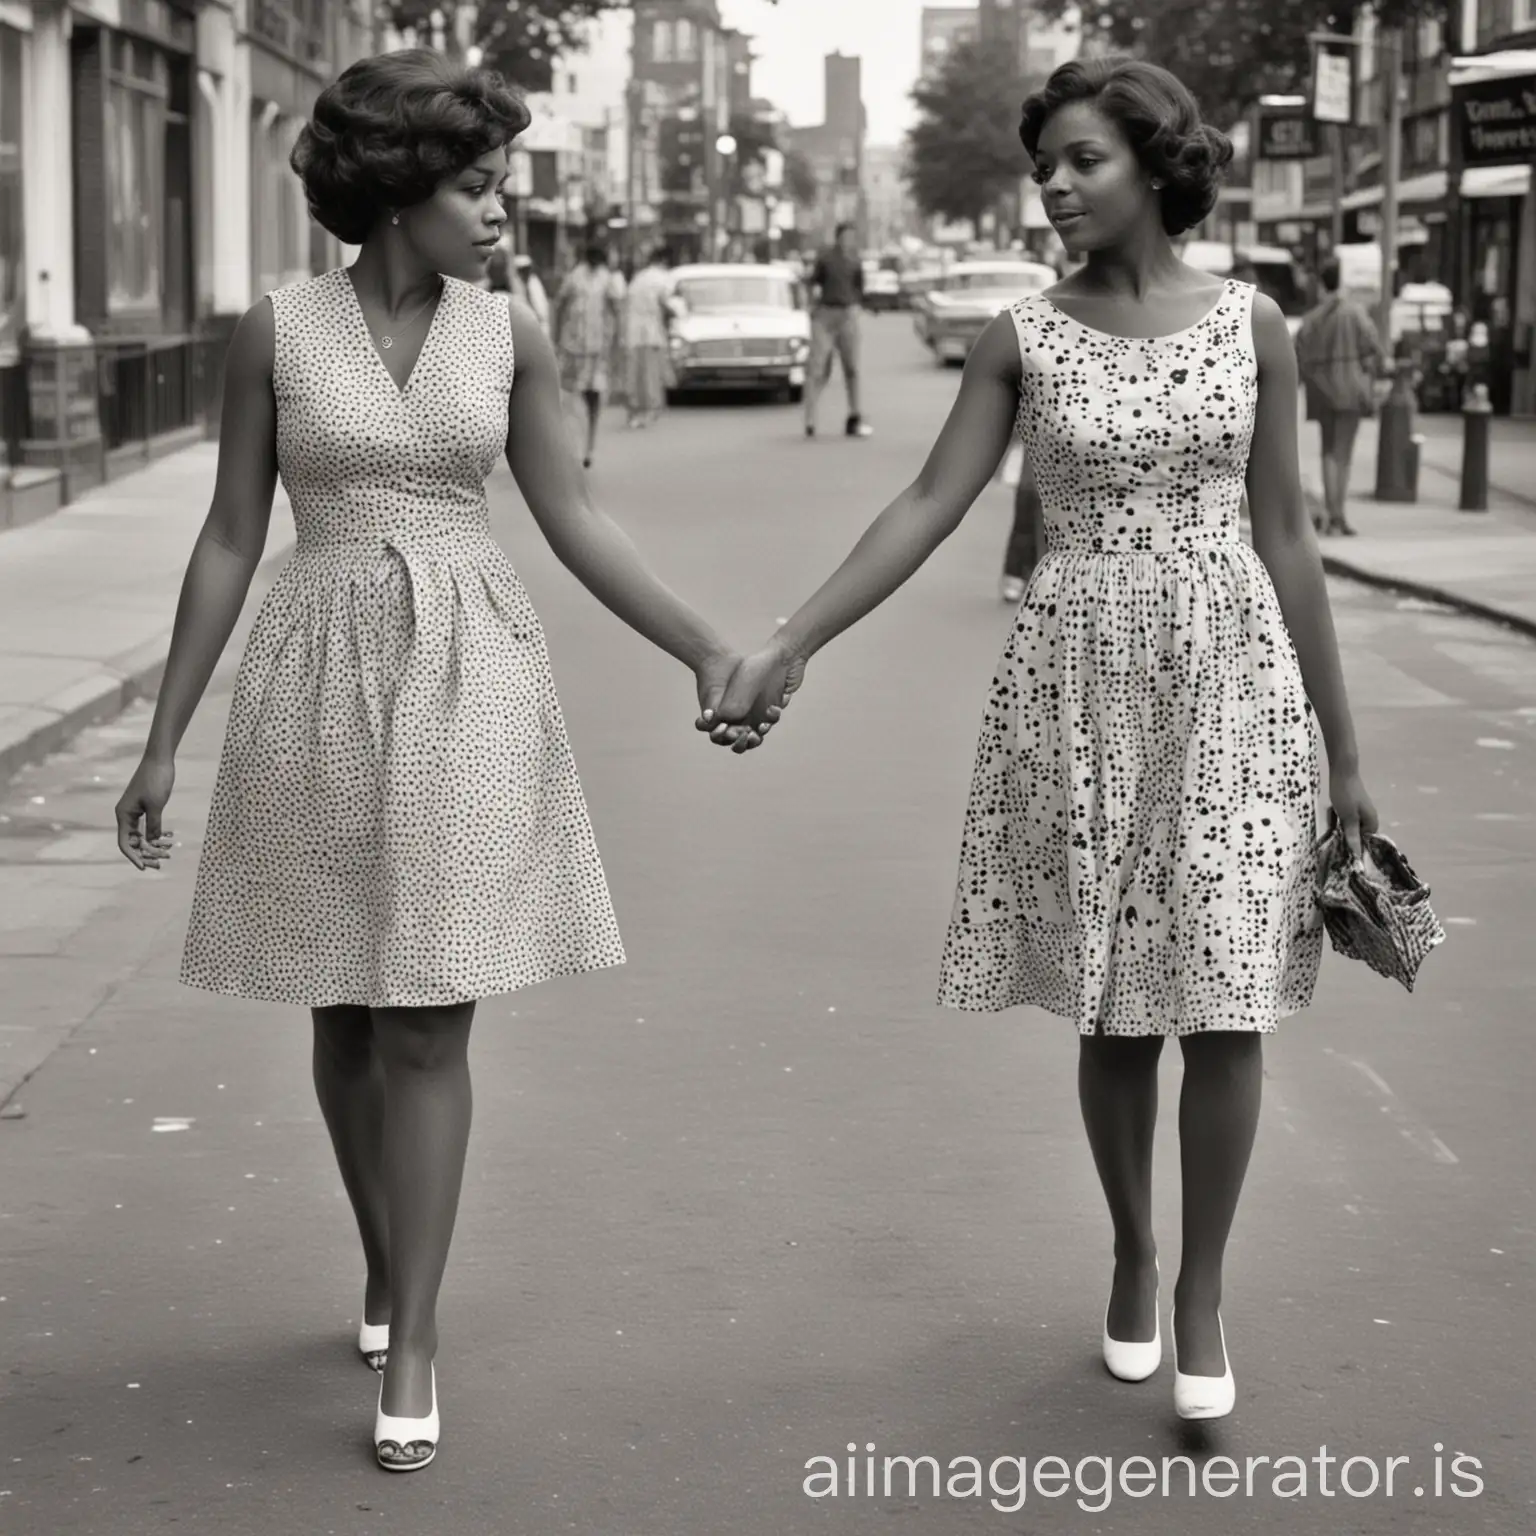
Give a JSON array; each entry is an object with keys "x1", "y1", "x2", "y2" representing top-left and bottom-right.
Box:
[{"x1": 805, "y1": 222, "x2": 873, "y2": 438}]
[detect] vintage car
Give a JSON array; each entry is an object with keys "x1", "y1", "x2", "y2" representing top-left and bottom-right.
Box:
[
  {"x1": 665, "y1": 263, "x2": 812, "y2": 402},
  {"x1": 913, "y1": 260, "x2": 1058, "y2": 363},
  {"x1": 861, "y1": 257, "x2": 903, "y2": 311}
]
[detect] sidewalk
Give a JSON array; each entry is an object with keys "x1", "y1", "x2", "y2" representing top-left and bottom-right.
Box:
[
  {"x1": 1, "y1": 410, "x2": 1533, "y2": 788},
  {"x1": 0, "y1": 445, "x2": 294, "y2": 784},
  {"x1": 1295, "y1": 410, "x2": 1536, "y2": 639}
]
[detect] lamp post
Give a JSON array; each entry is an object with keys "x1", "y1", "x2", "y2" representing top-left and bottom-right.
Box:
[{"x1": 715, "y1": 133, "x2": 737, "y2": 259}]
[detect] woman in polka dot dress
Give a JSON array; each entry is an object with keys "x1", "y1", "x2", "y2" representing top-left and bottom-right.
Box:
[
  {"x1": 112, "y1": 51, "x2": 762, "y2": 1471},
  {"x1": 706, "y1": 59, "x2": 1380, "y2": 1421}
]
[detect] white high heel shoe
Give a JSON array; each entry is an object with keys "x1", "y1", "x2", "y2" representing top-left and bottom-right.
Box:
[
  {"x1": 375, "y1": 1364, "x2": 439, "y2": 1472},
  {"x1": 1102, "y1": 1260, "x2": 1162, "y2": 1381},
  {"x1": 1172, "y1": 1309, "x2": 1235, "y2": 1420},
  {"x1": 358, "y1": 1320, "x2": 389, "y2": 1373}
]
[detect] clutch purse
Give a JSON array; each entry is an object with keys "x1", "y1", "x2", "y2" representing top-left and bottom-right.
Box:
[{"x1": 1313, "y1": 814, "x2": 1445, "y2": 991}]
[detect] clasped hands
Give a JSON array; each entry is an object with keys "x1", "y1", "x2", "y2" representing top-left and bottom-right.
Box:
[{"x1": 693, "y1": 639, "x2": 807, "y2": 753}]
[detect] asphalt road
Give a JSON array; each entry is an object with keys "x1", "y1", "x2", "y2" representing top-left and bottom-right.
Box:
[{"x1": 1, "y1": 314, "x2": 1532, "y2": 1535}]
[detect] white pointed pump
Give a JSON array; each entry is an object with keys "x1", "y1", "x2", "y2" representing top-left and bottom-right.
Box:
[
  {"x1": 1101, "y1": 1259, "x2": 1163, "y2": 1382},
  {"x1": 1172, "y1": 1310, "x2": 1235, "y2": 1421}
]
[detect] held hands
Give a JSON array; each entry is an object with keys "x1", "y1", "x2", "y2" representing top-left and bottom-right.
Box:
[{"x1": 694, "y1": 639, "x2": 806, "y2": 754}]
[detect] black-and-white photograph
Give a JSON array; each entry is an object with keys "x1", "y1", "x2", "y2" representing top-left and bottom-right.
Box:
[{"x1": 0, "y1": 0, "x2": 1530, "y2": 1530}]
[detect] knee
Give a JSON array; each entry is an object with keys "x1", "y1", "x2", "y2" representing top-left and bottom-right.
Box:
[
  {"x1": 1179, "y1": 1030, "x2": 1262, "y2": 1080},
  {"x1": 313, "y1": 1006, "x2": 376, "y2": 1076},
  {"x1": 1080, "y1": 1032, "x2": 1163, "y2": 1075},
  {"x1": 373, "y1": 1008, "x2": 471, "y2": 1075}
]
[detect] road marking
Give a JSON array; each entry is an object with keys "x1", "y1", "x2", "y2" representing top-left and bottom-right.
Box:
[{"x1": 1331, "y1": 1052, "x2": 1459, "y2": 1165}]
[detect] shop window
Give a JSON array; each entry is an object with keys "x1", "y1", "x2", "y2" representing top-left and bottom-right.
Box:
[
  {"x1": 251, "y1": 107, "x2": 309, "y2": 295},
  {"x1": 105, "y1": 35, "x2": 170, "y2": 314},
  {"x1": 0, "y1": 25, "x2": 21, "y2": 364},
  {"x1": 676, "y1": 19, "x2": 697, "y2": 61},
  {"x1": 653, "y1": 19, "x2": 674, "y2": 62}
]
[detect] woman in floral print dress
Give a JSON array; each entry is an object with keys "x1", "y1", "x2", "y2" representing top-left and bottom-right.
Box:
[{"x1": 705, "y1": 58, "x2": 1380, "y2": 1422}]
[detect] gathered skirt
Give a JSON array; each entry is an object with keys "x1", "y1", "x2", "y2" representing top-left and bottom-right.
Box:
[
  {"x1": 937, "y1": 541, "x2": 1324, "y2": 1035},
  {"x1": 181, "y1": 529, "x2": 626, "y2": 1008}
]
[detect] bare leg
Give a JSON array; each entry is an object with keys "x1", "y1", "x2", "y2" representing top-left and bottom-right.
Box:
[
  {"x1": 1317, "y1": 418, "x2": 1339, "y2": 529},
  {"x1": 804, "y1": 315, "x2": 832, "y2": 432},
  {"x1": 373, "y1": 1002, "x2": 476, "y2": 1420},
  {"x1": 1174, "y1": 1030, "x2": 1264, "y2": 1376},
  {"x1": 583, "y1": 391, "x2": 602, "y2": 466},
  {"x1": 1331, "y1": 411, "x2": 1361, "y2": 530},
  {"x1": 311, "y1": 1005, "x2": 390, "y2": 1326},
  {"x1": 1078, "y1": 1033, "x2": 1164, "y2": 1341}
]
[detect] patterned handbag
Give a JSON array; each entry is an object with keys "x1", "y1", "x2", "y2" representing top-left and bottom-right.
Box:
[{"x1": 1313, "y1": 814, "x2": 1445, "y2": 991}]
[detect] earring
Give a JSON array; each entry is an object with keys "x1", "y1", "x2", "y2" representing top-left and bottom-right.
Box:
[
  {"x1": 1151, "y1": 179, "x2": 1164, "y2": 191},
  {"x1": 390, "y1": 212, "x2": 400, "y2": 225}
]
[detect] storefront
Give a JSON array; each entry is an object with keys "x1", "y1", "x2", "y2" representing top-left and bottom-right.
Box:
[{"x1": 1449, "y1": 54, "x2": 1536, "y2": 416}]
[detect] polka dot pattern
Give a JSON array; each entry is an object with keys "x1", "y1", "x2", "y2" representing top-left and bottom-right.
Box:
[
  {"x1": 937, "y1": 281, "x2": 1323, "y2": 1035},
  {"x1": 181, "y1": 268, "x2": 626, "y2": 1008}
]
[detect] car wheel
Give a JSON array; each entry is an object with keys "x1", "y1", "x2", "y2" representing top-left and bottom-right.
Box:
[
  {"x1": 665, "y1": 388, "x2": 682, "y2": 407},
  {"x1": 788, "y1": 384, "x2": 804, "y2": 404}
]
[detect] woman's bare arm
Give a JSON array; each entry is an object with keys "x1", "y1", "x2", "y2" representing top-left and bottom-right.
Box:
[
  {"x1": 1244, "y1": 292, "x2": 1361, "y2": 774},
  {"x1": 504, "y1": 301, "x2": 731, "y2": 676},
  {"x1": 776, "y1": 312, "x2": 1020, "y2": 663},
  {"x1": 142, "y1": 300, "x2": 279, "y2": 760}
]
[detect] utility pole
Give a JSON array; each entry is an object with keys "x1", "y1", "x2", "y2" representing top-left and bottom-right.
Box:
[
  {"x1": 1331, "y1": 123, "x2": 1346, "y2": 251},
  {"x1": 1377, "y1": 24, "x2": 1404, "y2": 353}
]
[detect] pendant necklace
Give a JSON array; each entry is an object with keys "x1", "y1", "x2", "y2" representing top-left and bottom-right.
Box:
[{"x1": 375, "y1": 282, "x2": 441, "y2": 349}]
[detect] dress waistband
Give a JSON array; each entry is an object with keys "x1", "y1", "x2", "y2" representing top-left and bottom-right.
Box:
[{"x1": 1044, "y1": 529, "x2": 1244, "y2": 556}]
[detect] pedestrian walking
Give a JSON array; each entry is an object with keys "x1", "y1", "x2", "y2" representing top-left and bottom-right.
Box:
[
  {"x1": 702, "y1": 56, "x2": 1379, "y2": 1423},
  {"x1": 514, "y1": 253, "x2": 550, "y2": 331},
  {"x1": 623, "y1": 244, "x2": 673, "y2": 429},
  {"x1": 111, "y1": 47, "x2": 754, "y2": 1475},
  {"x1": 553, "y1": 240, "x2": 621, "y2": 468},
  {"x1": 605, "y1": 247, "x2": 630, "y2": 413},
  {"x1": 804, "y1": 221, "x2": 873, "y2": 439},
  {"x1": 999, "y1": 453, "x2": 1046, "y2": 602},
  {"x1": 1294, "y1": 255, "x2": 1387, "y2": 537}
]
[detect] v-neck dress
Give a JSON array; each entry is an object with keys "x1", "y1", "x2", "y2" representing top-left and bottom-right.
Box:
[
  {"x1": 937, "y1": 281, "x2": 1324, "y2": 1035},
  {"x1": 180, "y1": 268, "x2": 626, "y2": 1008}
]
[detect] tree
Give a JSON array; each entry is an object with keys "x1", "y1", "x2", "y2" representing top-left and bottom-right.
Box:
[
  {"x1": 1034, "y1": 0, "x2": 1455, "y2": 129},
  {"x1": 384, "y1": 1, "x2": 778, "y2": 93},
  {"x1": 782, "y1": 148, "x2": 820, "y2": 212},
  {"x1": 905, "y1": 37, "x2": 1031, "y2": 234}
]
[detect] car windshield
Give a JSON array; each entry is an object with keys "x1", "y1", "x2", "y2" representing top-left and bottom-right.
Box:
[
  {"x1": 947, "y1": 269, "x2": 1051, "y2": 293},
  {"x1": 676, "y1": 275, "x2": 794, "y2": 311}
]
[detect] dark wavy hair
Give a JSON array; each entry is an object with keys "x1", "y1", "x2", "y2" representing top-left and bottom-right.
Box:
[
  {"x1": 291, "y1": 49, "x2": 530, "y2": 246},
  {"x1": 1018, "y1": 57, "x2": 1233, "y2": 237}
]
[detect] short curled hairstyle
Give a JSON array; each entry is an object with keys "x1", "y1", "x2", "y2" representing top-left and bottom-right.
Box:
[
  {"x1": 1018, "y1": 57, "x2": 1233, "y2": 237},
  {"x1": 291, "y1": 49, "x2": 530, "y2": 246}
]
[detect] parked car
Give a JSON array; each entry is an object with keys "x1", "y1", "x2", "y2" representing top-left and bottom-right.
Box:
[
  {"x1": 1180, "y1": 239, "x2": 1308, "y2": 338},
  {"x1": 914, "y1": 260, "x2": 1058, "y2": 363},
  {"x1": 664, "y1": 264, "x2": 812, "y2": 402},
  {"x1": 861, "y1": 258, "x2": 902, "y2": 312}
]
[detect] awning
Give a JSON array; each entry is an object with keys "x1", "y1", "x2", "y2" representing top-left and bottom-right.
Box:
[
  {"x1": 1461, "y1": 163, "x2": 1532, "y2": 199},
  {"x1": 1340, "y1": 170, "x2": 1450, "y2": 211}
]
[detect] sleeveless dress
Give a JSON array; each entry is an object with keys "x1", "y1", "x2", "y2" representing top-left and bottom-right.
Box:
[
  {"x1": 180, "y1": 268, "x2": 626, "y2": 1008},
  {"x1": 937, "y1": 281, "x2": 1323, "y2": 1036}
]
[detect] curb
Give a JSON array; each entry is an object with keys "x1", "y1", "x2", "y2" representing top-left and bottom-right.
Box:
[
  {"x1": 0, "y1": 542, "x2": 292, "y2": 788},
  {"x1": 0, "y1": 635, "x2": 173, "y2": 788},
  {"x1": 1318, "y1": 551, "x2": 1536, "y2": 642}
]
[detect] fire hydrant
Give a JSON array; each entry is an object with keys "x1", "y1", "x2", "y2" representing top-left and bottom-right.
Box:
[
  {"x1": 1459, "y1": 382, "x2": 1493, "y2": 513},
  {"x1": 1374, "y1": 357, "x2": 1421, "y2": 504}
]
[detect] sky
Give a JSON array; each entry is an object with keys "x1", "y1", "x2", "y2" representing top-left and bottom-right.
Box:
[{"x1": 719, "y1": 0, "x2": 933, "y2": 145}]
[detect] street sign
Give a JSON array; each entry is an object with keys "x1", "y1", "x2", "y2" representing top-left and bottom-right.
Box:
[
  {"x1": 1452, "y1": 72, "x2": 1536, "y2": 168},
  {"x1": 1256, "y1": 106, "x2": 1319, "y2": 160},
  {"x1": 1311, "y1": 48, "x2": 1354, "y2": 125}
]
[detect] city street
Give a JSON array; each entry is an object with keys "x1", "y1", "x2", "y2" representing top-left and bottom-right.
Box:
[{"x1": 2, "y1": 315, "x2": 1533, "y2": 1534}]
